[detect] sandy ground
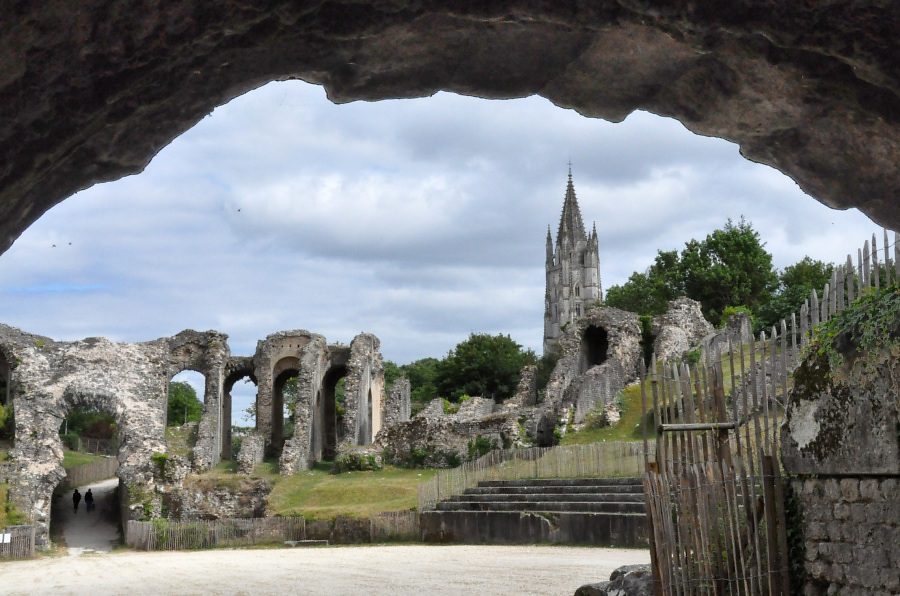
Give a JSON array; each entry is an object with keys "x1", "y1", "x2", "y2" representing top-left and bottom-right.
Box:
[
  {"x1": 0, "y1": 544, "x2": 649, "y2": 595},
  {"x1": 56, "y1": 478, "x2": 120, "y2": 556}
]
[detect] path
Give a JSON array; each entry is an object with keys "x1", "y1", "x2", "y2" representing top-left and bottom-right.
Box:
[
  {"x1": 0, "y1": 544, "x2": 650, "y2": 595},
  {"x1": 56, "y1": 477, "x2": 120, "y2": 556}
]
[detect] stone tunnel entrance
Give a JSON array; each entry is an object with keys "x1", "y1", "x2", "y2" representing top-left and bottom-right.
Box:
[
  {"x1": 52, "y1": 394, "x2": 123, "y2": 553},
  {"x1": 580, "y1": 325, "x2": 609, "y2": 373}
]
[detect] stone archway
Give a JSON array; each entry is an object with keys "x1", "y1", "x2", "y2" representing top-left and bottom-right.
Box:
[{"x1": 0, "y1": 3, "x2": 898, "y2": 258}]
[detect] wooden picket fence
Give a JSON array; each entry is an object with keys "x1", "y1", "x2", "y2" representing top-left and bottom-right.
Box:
[
  {"x1": 64, "y1": 456, "x2": 119, "y2": 488},
  {"x1": 418, "y1": 441, "x2": 648, "y2": 510},
  {"x1": 0, "y1": 525, "x2": 35, "y2": 560},
  {"x1": 640, "y1": 229, "x2": 895, "y2": 595},
  {"x1": 126, "y1": 516, "x2": 306, "y2": 550},
  {"x1": 369, "y1": 510, "x2": 420, "y2": 542}
]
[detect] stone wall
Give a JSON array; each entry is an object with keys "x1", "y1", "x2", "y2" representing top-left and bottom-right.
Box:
[
  {"x1": 236, "y1": 432, "x2": 265, "y2": 475},
  {"x1": 782, "y1": 316, "x2": 899, "y2": 594},
  {"x1": 376, "y1": 412, "x2": 519, "y2": 468},
  {"x1": 382, "y1": 377, "x2": 411, "y2": 428},
  {"x1": 791, "y1": 477, "x2": 899, "y2": 594}
]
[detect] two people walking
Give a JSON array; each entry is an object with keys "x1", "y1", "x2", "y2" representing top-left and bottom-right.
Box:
[{"x1": 72, "y1": 488, "x2": 95, "y2": 513}]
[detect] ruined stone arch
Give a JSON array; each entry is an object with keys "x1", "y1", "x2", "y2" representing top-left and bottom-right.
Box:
[
  {"x1": 319, "y1": 363, "x2": 349, "y2": 460},
  {"x1": 271, "y1": 356, "x2": 301, "y2": 453},
  {"x1": 222, "y1": 358, "x2": 257, "y2": 460}
]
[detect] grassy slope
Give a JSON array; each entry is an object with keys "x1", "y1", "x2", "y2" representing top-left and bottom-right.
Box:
[
  {"x1": 561, "y1": 343, "x2": 774, "y2": 445},
  {"x1": 190, "y1": 461, "x2": 437, "y2": 520}
]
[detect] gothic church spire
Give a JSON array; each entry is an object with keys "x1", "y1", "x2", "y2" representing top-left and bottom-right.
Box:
[{"x1": 557, "y1": 167, "x2": 587, "y2": 244}]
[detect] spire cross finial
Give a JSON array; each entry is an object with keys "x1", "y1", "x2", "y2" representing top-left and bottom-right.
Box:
[{"x1": 567, "y1": 159, "x2": 572, "y2": 179}]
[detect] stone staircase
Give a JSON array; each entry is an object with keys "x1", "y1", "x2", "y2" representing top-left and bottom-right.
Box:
[{"x1": 420, "y1": 477, "x2": 649, "y2": 547}]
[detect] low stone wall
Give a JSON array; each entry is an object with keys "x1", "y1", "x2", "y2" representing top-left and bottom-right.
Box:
[
  {"x1": 420, "y1": 510, "x2": 648, "y2": 547},
  {"x1": 377, "y1": 413, "x2": 519, "y2": 468}
]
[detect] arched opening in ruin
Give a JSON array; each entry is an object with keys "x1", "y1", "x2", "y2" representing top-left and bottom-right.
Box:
[
  {"x1": 271, "y1": 357, "x2": 300, "y2": 457},
  {"x1": 51, "y1": 392, "x2": 124, "y2": 551},
  {"x1": 224, "y1": 370, "x2": 257, "y2": 461},
  {"x1": 319, "y1": 365, "x2": 348, "y2": 461},
  {"x1": 166, "y1": 370, "x2": 206, "y2": 459},
  {"x1": 580, "y1": 325, "x2": 609, "y2": 373}
]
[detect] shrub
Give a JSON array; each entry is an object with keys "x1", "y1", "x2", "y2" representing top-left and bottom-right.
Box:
[
  {"x1": 583, "y1": 406, "x2": 610, "y2": 430},
  {"x1": 332, "y1": 450, "x2": 383, "y2": 473},
  {"x1": 466, "y1": 435, "x2": 497, "y2": 460}
]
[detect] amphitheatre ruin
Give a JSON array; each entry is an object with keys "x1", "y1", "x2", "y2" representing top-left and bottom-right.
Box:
[{"x1": 1, "y1": 2, "x2": 898, "y2": 595}]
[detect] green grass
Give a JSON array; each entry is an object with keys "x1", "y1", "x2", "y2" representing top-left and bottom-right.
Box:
[
  {"x1": 267, "y1": 464, "x2": 437, "y2": 520},
  {"x1": 62, "y1": 450, "x2": 104, "y2": 469},
  {"x1": 185, "y1": 460, "x2": 437, "y2": 520},
  {"x1": 0, "y1": 482, "x2": 27, "y2": 527},
  {"x1": 561, "y1": 382, "x2": 646, "y2": 444},
  {"x1": 165, "y1": 424, "x2": 197, "y2": 458}
]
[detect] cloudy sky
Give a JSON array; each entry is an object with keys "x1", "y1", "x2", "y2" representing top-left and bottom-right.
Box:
[{"x1": 0, "y1": 81, "x2": 880, "y2": 421}]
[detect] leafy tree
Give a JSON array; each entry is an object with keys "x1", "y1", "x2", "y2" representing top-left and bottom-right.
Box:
[
  {"x1": 383, "y1": 360, "x2": 403, "y2": 391},
  {"x1": 679, "y1": 218, "x2": 777, "y2": 323},
  {"x1": 401, "y1": 357, "x2": 441, "y2": 405},
  {"x1": 756, "y1": 257, "x2": 834, "y2": 330},
  {"x1": 605, "y1": 218, "x2": 777, "y2": 325},
  {"x1": 168, "y1": 381, "x2": 203, "y2": 426},
  {"x1": 435, "y1": 333, "x2": 535, "y2": 402},
  {"x1": 605, "y1": 250, "x2": 682, "y2": 315}
]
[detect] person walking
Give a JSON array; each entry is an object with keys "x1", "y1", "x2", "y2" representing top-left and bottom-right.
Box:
[
  {"x1": 72, "y1": 488, "x2": 81, "y2": 513},
  {"x1": 84, "y1": 488, "x2": 94, "y2": 512}
]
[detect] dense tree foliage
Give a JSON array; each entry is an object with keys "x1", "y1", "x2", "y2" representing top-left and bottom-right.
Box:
[
  {"x1": 606, "y1": 219, "x2": 778, "y2": 322},
  {"x1": 605, "y1": 219, "x2": 837, "y2": 333},
  {"x1": 605, "y1": 250, "x2": 682, "y2": 316},
  {"x1": 756, "y1": 257, "x2": 834, "y2": 330},
  {"x1": 385, "y1": 335, "x2": 534, "y2": 408},
  {"x1": 435, "y1": 333, "x2": 534, "y2": 402},
  {"x1": 168, "y1": 381, "x2": 203, "y2": 426}
]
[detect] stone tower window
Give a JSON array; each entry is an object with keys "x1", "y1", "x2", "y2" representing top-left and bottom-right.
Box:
[{"x1": 575, "y1": 285, "x2": 581, "y2": 297}]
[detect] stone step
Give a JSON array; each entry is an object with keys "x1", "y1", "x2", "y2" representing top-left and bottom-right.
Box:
[
  {"x1": 463, "y1": 485, "x2": 644, "y2": 496},
  {"x1": 452, "y1": 492, "x2": 646, "y2": 503},
  {"x1": 420, "y1": 510, "x2": 649, "y2": 547},
  {"x1": 437, "y1": 500, "x2": 646, "y2": 514},
  {"x1": 283, "y1": 539, "x2": 329, "y2": 547},
  {"x1": 477, "y1": 477, "x2": 643, "y2": 488}
]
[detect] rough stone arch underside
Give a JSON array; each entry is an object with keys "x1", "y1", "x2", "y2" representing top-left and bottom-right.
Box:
[{"x1": 1, "y1": 2, "x2": 898, "y2": 255}]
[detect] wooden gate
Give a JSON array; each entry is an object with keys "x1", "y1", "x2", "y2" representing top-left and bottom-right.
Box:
[
  {"x1": 640, "y1": 347, "x2": 790, "y2": 595},
  {"x1": 638, "y1": 229, "x2": 897, "y2": 594}
]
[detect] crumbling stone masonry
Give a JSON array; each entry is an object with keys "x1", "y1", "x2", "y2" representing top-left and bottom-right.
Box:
[
  {"x1": 0, "y1": 323, "x2": 388, "y2": 546},
  {"x1": 536, "y1": 305, "x2": 643, "y2": 443},
  {"x1": 651, "y1": 297, "x2": 714, "y2": 364},
  {"x1": 276, "y1": 332, "x2": 385, "y2": 474}
]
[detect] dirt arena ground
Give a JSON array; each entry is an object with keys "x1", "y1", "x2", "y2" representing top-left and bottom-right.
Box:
[{"x1": 0, "y1": 544, "x2": 650, "y2": 595}]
